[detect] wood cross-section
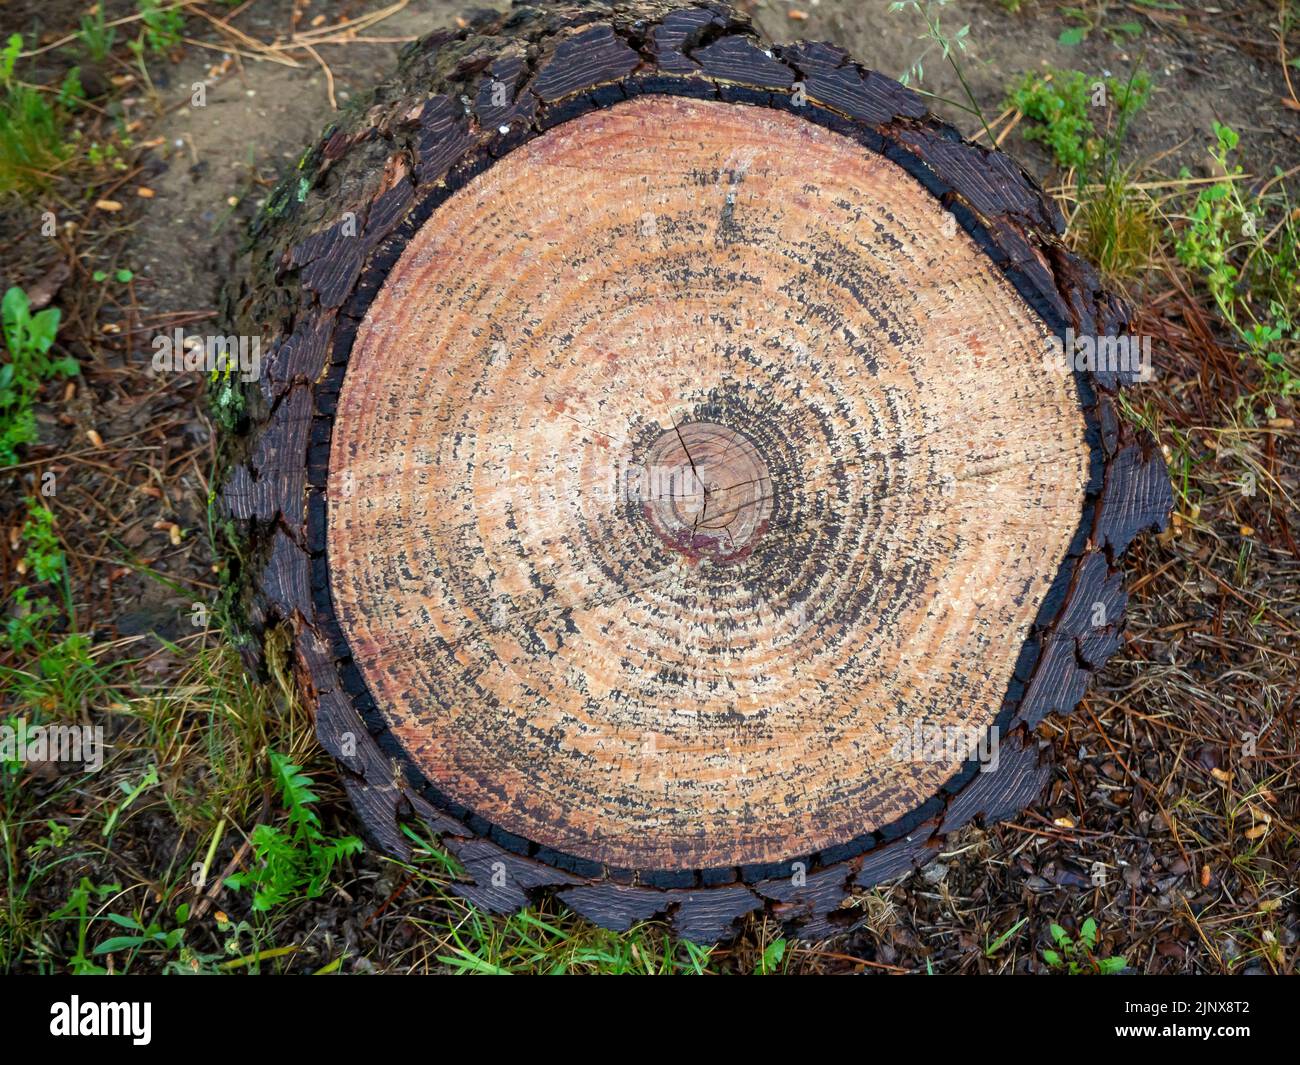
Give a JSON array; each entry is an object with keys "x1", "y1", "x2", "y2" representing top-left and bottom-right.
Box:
[{"x1": 326, "y1": 97, "x2": 1092, "y2": 869}]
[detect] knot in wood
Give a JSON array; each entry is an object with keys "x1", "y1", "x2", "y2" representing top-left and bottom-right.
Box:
[{"x1": 642, "y1": 422, "x2": 772, "y2": 564}]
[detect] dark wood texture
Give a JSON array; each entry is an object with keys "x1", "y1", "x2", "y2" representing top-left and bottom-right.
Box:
[{"x1": 216, "y1": 0, "x2": 1171, "y2": 942}]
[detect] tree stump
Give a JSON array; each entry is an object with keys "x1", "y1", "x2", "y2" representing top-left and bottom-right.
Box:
[{"x1": 217, "y1": 0, "x2": 1172, "y2": 942}]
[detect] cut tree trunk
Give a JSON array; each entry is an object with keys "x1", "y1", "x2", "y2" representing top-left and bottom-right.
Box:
[{"x1": 216, "y1": 0, "x2": 1172, "y2": 942}]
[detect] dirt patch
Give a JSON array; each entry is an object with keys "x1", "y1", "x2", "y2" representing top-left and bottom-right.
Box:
[
  {"x1": 753, "y1": 1, "x2": 1300, "y2": 180},
  {"x1": 117, "y1": 0, "x2": 1300, "y2": 321},
  {"x1": 130, "y1": 0, "x2": 492, "y2": 318}
]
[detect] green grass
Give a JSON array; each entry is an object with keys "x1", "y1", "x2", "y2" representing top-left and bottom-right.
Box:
[
  {"x1": 1070, "y1": 169, "x2": 1159, "y2": 282},
  {"x1": 435, "y1": 907, "x2": 717, "y2": 975},
  {"x1": 0, "y1": 84, "x2": 68, "y2": 196},
  {"x1": 0, "y1": 35, "x2": 74, "y2": 198},
  {"x1": 385, "y1": 825, "x2": 726, "y2": 974},
  {"x1": 77, "y1": 7, "x2": 117, "y2": 63},
  {"x1": 2, "y1": 633, "x2": 277, "y2": 972}
]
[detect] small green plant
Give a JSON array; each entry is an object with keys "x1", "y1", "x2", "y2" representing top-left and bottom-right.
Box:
[
  {"x1": 888, "y1": 0, "x2": 991, "y2": 139},
  {"x1": 57, "y1": 69, "x2": 83, "y2": 111},
  {"x1": 95, "y1": 902, "x2": 187, "y2": 957},
  {"x1": 25, "y1": 819, "x2": 72, "y2": 859},
  {"x1": 5, "y1": 499, "x2": 67, "y2": 656},
  {"x1": 1058, "y1": 6, "x2": 1143, "y2": 47},
  {"x1": 83, "y1": 137, "x2": 129, "y2": 171},
  {"x1": 1, "y1": 285, "x2": 77, "y2": 466},
  {"x1": 224, "y1": 751, "x2": 363, "y2": 912},
  {"x1": 92, "y1": 268, "x2": 134, "y2": 284},
  {"x1": 0, "y1": 35, "x2": 71, "y2": 197},
  {"x1": 1042, "y1": 917, "x2": 1127, "y2": 974},
  {"x1": 19, "y1": 498, "x2": 64, "y2": 582},
  {"x1": 1072, "y1": 166, "x2": 1159, "y2": 282},
  {"x1": 86, "y1": 899, "x2": 230, "y2": 974},
  {"x1": 51, "y1": 878, "x2": 122, "y2": 975},
  {"x1": 102, "y1": 765, "x2": 160, "y2": 840},
  {"x1": 136, "y1": 0, "x2": 184, "y2": 57},
  {"x1": 77, "y1": 6, "x2": 118, "y2": 62},
  {"x1": 1007, "y1": 68, "x2": 1150, "y2": 174},
  {"x1": 7, "y1": 630, "x2": 97, "y2": 715},
  {"x1": 3, "y1": 495, "x2": 100, "y2": 718},
  {"x1": 756, "y1": 937, "x2": 787, "y2": 974},
  {"x1": 5, "y1": 590, "x2": 53, "y2": 657},
  {"x1": 1176, "y1": 123, "x2": 1300, "y2": 415},
  {"x1": 209, "y1": 362, "x2": 245, "y2": 430}
]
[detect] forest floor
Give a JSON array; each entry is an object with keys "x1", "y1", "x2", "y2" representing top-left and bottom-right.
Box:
[{"x1": 1, "y1": 0, "x2": 1297, "y2": 974}]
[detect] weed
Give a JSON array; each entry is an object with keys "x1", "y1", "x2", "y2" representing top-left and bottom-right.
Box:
[
  {"x1": 81, "y1": 897, "x2": 229, "y2": 974},
  {"x1": 0, "y1": 294, "x2": 94, "y2": 719},
  {"x1": 92, "y1": 268, "x2": 134, "y2": 284},
  {"x1": 5, "y1": 632, "x2": 98, "y2": 719},
  {"x1": 57, "y1": 69, "x2": 83, "y2": 111},
  {"x1": 984, "y1": 916, "x2": 1028, "y2": 958},
  {"x1": 1071, "y1": 171, "x2": 1159, "y2": 282},
  {"x1": 5, "y1": 500, "x2": 63, "y2": 680},
  {"x1": 25, "y1": 820, "x2": 71, "y2": 859},
  {"x1": 1058, "y1": 5, "x2": 1144, "y2": 47},
  {"x1": 101, "y1": 765, "x2": 160, "y2": 840},
  {"x1": 136, "y1": 1, "x2": 185, "y2": 57},
  {"x1": 82, "y1": 136, "x2": 130, "y2": 172},
  {"x1": 1007, "y1": 68, "x2": 1150, "y2": 174},
  {"x1": 224, "y1": 751, "x2": 363, "y2": 912},
  {"x1": 19, "y1": 498, "x2": 64, "y2": 583},
  {"x1": 1042, "y1": 917, "x2": 1127, "y2": 974},
  {"x1": 889, "y1": 1, "x2": 991, "y2": 138},
  {"x1": 77, "y1": 6, "x2": 118, "y2": 63},
  {"x1": 94, "y1": 902, "x2": 187, "y2": 958},
  {"x1": 1176, "y1": 123, "x2": 1300, "y2": 416},
  {"x1": 756, "y1": 937, "x2": 787, "y2": 974},
  {"x1": 48, "y1": 878, "x2": 121, "y2": 975},
  {"x1": 1, "y1": 286, "x2": 77, "y2": 467},
  {"x1": 0, "y1": 35, "x2": 71, "y2": 197},
  {"x1": 209, "y1": 368, "x2": 245, "y2": 430},
  {"x1": 1009, "y1": 64, "x2": 1158, "y2": 285},
  {"x1": 1, "y1": 286, "x2": 100, "y2": 719},
  {"x1": 4, "y1": 504, "x2": 103, "y2": 725}
]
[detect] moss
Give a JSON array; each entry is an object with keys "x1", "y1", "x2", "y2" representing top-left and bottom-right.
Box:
[{"x1": 208, "y1": 372, "x2": 245, "y2": 432}]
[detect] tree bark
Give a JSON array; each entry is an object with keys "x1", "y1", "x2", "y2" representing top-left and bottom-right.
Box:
[{"x1": 216, "y1": 0, "x2": 1171, "y2": 942}]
